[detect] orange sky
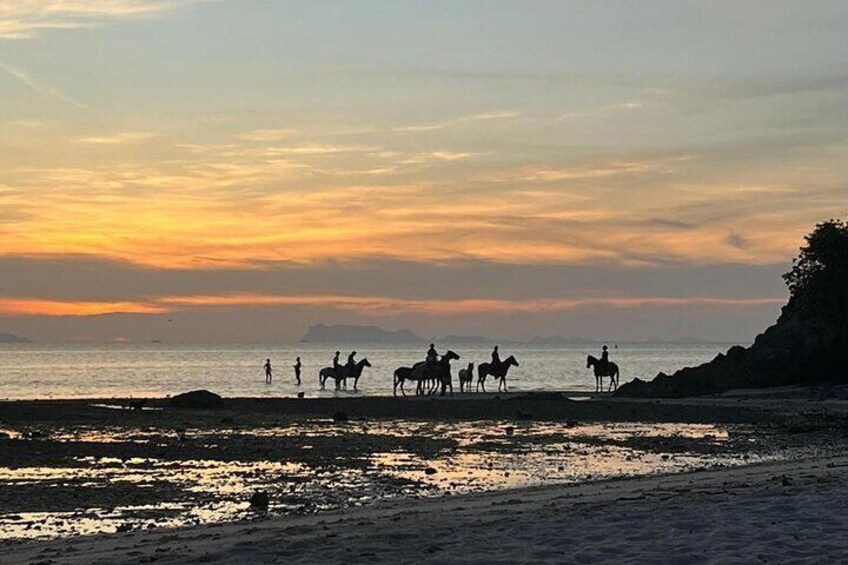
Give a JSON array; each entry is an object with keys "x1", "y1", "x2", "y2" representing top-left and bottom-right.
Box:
[{"x1": 1, "y1": 1, "x2": 845, "y2": 341}]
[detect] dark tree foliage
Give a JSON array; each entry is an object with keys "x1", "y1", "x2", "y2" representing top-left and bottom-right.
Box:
[
  {"x1": 782, "y1": 218, "x2": 848, "y2": 333},
  {"x1": 783, "y1": 219, "x2": 848, "y2": 297}
]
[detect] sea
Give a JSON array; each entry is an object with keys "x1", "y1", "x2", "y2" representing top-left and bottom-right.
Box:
[{"x1": 0, "y1": 341, "x2": 734, "y2": 400}]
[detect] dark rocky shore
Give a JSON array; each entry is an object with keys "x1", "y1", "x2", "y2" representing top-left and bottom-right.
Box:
[{"x1": 618, "y1": 219, "x2": 848, "y2": 398}]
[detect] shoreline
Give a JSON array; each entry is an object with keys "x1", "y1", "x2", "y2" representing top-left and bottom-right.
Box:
[
  {"x1": 4, "y1": 389, "x2": 848, "y2": 425},
  {"x1": 5, "y1": 454, "x2": 848, "y2": 563},
  {"x1": 3, "y1": 392, "x2": 848, "y2": 562}
]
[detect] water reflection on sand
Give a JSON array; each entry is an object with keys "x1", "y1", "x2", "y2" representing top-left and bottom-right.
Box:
[{"x1": 0, "y1": 420, "x2": 774, "y2": 539}]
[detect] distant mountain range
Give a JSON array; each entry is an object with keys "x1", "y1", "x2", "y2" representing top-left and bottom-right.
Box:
[
  {"x1": 0, "y1": 332, "x2": 30, "y2": 343},
  {"x1": 299, "y1": 324, "x2": 719, "y2": 345}
]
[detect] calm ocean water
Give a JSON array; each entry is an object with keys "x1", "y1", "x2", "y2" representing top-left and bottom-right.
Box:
[{"x1": 0, "y1": 342, "x2": 734, "y2": 400}]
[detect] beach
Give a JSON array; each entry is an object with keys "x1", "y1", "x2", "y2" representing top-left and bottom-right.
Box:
[
  {"x1": 2, "y1": 390, "x2": 848, "y2": 563},
  {"x1": 4, "y1": 453, "x2": 848, "y2": 564}
]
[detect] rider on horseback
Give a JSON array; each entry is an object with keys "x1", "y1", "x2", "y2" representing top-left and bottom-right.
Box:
[
  {"x1": 600, "y1": 345, "x2": 610, "y2": 371},
  {"x1": 345, "y1": 351, "x2": 357, "y2": 376},
  {"x1": 426, "y1": 344, "x2": 438, "y2": 368},
  {"x1": 491, "y1": 345, "x2": 501, "y2": 370}
]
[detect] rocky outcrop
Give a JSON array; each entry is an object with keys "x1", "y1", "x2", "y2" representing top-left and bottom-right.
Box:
[
  {"x1": 617, "y1": 220, "x2": 848, "y2": 398},
  {"x1": 170, "y1": 390, "x2": 225, "y2": 409}
]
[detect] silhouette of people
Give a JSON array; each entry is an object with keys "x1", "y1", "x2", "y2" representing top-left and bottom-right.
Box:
[
  {"x1": 491, "y1": 345, "x2": 501, "y2": 369},
  {"x1": 346, "y1": 351, "x2": 357, "y2": 377},
  {"x1": 263, "y1": 358, "x2": 273, "y2": 384},
  {"x1": 332, "y1": 351, "x2": 341, "y2": 372},
  {"x1": 600, "y1": 345, "x2": 610, "y2": 371},
  {"x1": 293, "y1": 356, "x2": 302, "y2": 385},
  {"x1": 426, "y1": 343, "x2": 438, "y2": 370}
]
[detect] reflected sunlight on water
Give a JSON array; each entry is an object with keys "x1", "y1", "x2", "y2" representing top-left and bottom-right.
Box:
[
  {"x1": 0, "y1": 420, "x2": 782, "y2": 540},
  {"x1": 0, "y1": 342, "x2": 734, "y2": 399}
]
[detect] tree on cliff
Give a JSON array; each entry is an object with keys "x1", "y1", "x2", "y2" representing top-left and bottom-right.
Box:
[
  {"x1": 783, "y1": 219, "x2": 848, "y2": 335},
  {"x1": 617, "y1": 218, "x2": 848, "y2": 398}
]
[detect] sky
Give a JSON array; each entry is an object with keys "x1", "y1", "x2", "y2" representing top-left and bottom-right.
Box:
[{"x1": 0, "y1": 1, "x2": 846, "y2": 343}]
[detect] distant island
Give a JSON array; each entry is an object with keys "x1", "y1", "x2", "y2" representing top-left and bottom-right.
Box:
[
  {"x1": 300, "y1": 324, "x2": 424, "y2": 343},
  {"x1": 0, "y1": 332, "x2": 30, "y2": 343}
]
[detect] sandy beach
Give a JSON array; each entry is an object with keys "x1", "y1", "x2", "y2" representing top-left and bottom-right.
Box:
[
  {"x1": 5, "y1": 453, "x2": 848, "y2": 564},
  {"x1": 1, "y1": 391, "x2": 848, "y2": 563}
]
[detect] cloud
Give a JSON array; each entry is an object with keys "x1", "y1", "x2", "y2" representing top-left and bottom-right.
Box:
[
  {"x1": 0, "y1": 298, "x2": 165, "y2": 316},
  {"x1": 74, "y1": 132, "x2": 156, "y2": 144},
  {"x1": 0, "y1": 60, "x2": 87, "y2": 107},
  {"x1": 557, "y1": 99, "x2": 644, "y2": 121},
  {"x1": 236, "y1": 128, "x2": 300, "y2": 142},
  {"x1": 399, "y1": 151, "x2": 474, "y2": 164},
  {"x1": 0, "y1": 0, "x2": 211, "y2": 40},
  {"x1": 389, "y1": 109, "x2": 521, "y2": 134},
  {"x1": 0, "y1": 293, "x2": 784, "y2": 318}
]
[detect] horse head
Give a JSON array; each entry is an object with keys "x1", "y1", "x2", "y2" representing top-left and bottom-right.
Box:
[
  {"x1": 442, "y1": 350, "x2": 460, "y2": 363},
  {"x1": 586, "y1": 355, "x2": 597, "y2": 368},
  {"x1": 359, "y1": 357, "x2": 372, "y2": 368},
  {"x1": 504, "y1": 355, "x2": 519, "y2": 367}
]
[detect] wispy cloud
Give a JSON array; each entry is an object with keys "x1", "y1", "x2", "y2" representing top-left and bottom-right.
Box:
[
  {"x1": 74, "y1": 132, "x2": 156, "y2": 144},
  {"x1": 0, "y1": 293, "x2": 784, "y2": 317},
  {"x1": 389, "y1": 109, "x2": 521, "y2": 134},
  {"x1": 0, "y1": 0, "x2": 211, "y2": 40},
  {"x1": 236, "y1": 128, "x2": 300, "y2": 142},
  {"x1": 0, "y1": 60, "x2": 87, "y2": 107},
  {"x1": 557, "y1": 100, "x2": 643, "y2": 121}
]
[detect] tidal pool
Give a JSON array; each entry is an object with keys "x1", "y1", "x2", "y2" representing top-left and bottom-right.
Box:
[{"x1": 0, "y1": 419, "x2": 790, "y2": 539}]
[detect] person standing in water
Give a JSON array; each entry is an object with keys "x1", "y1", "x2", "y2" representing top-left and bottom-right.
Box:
[
  {"x1": 263, "y1": 358, "x2": 273, "y2": 384},
  {"x1": 293, "y1": 356, "x2": 302, "y2": 385}
]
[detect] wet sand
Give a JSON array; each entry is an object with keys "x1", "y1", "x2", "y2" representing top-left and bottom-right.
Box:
[
  {"x1": 3, "y1": 391, "x2": 848, "y2": 562},
  {"x1": 5, "y1": 455, "x2": 848, "y2": 564}
]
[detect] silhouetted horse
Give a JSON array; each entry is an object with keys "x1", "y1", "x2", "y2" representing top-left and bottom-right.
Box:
[
  {"x1": 395, "y1": 351, "x2": 460, "y2": 396},
  {"x1": 458, "y1": 362, "x2": 475, "y2": 393},
  {"x1": 392, "y1": 367, "x2": 424, "y2": 396},
  {"x1": 587, "y1": 355, "x2": 619, "y2": 392},
  {"x1": 477, "y1": 355, "x2": 519, "y2": 393},
  {"x1": 320, "y1": 358, "x2": 371, "y2": 391}
]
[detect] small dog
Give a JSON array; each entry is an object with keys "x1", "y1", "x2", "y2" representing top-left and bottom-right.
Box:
[{"x1": 458, "y1": 362, "x2": 475, "y2": 393}]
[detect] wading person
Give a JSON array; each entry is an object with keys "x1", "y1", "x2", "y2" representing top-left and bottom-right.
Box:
[
  {"x1": 263, "y1": 358, "x2": 273, "y2": 384},
  {"x1": 293, "y1": 356, "x2": 302, "y2": 385}
]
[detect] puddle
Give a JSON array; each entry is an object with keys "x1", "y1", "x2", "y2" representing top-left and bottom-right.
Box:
[{"x1": 0, "y1": 420, "x2": 787, "y2": 539}]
